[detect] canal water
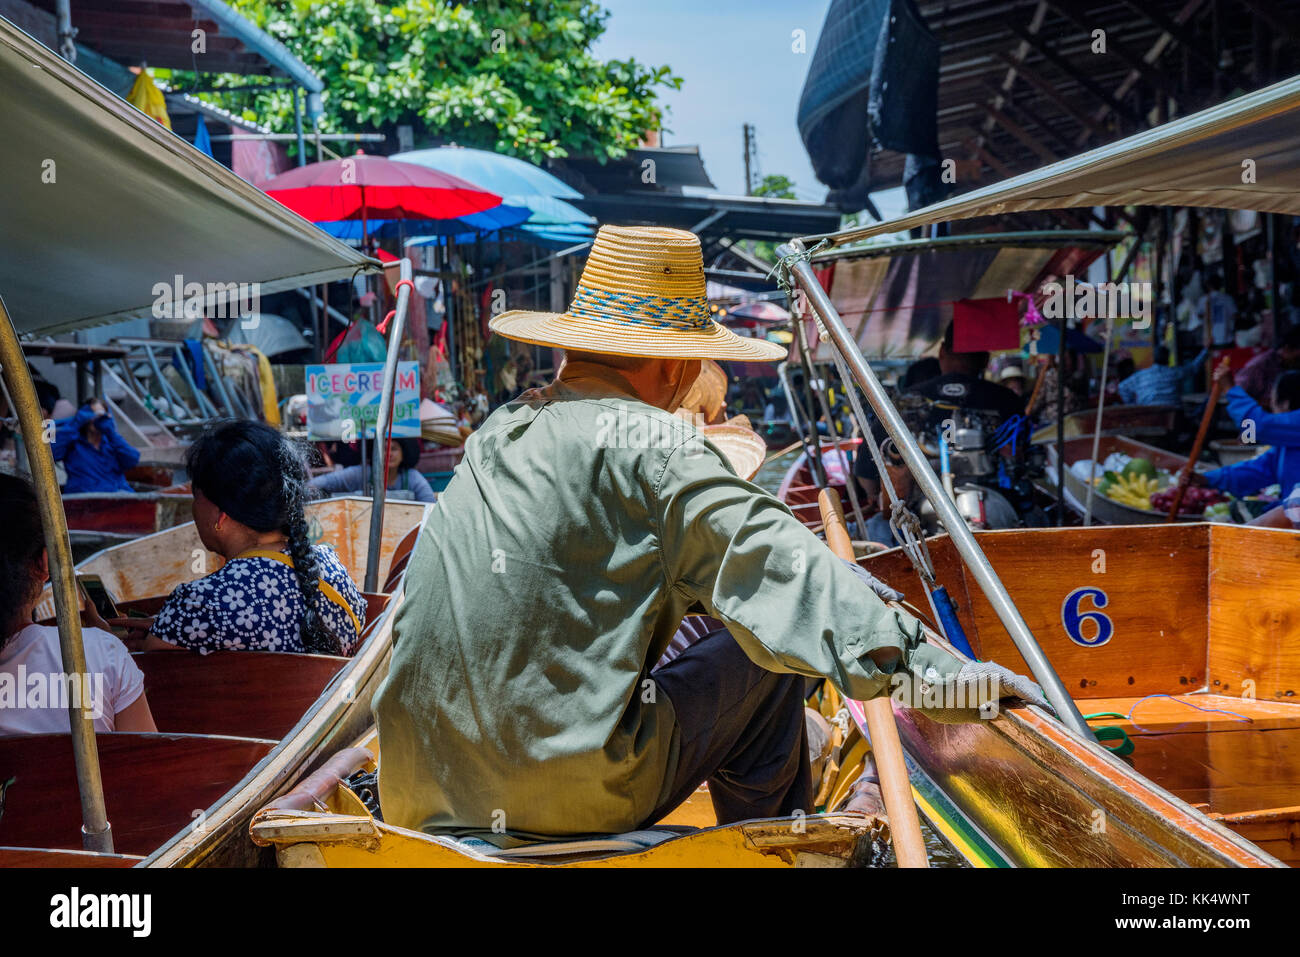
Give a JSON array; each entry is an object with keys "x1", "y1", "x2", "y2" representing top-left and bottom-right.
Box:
[{"x1": 755, "y1": 446, "x2": 968, "y2": 868}]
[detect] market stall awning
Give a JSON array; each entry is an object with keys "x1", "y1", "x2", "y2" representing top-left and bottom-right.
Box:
[
  {"x1": 23, "y1": 0, "x2": 322, "y2": 89},
  {"x1": 803, "y1": 73, "x2": 1300, "y2": 247},
  {"x1": 809, "y1": 231, "x2": 1123, "y2": 359},
  {"x1": 0, "y1": 16, "x2": 373, "y2": 335}
]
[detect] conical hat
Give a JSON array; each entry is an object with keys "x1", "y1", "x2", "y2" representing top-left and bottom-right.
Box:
[
  {"x1": 489, "y1": 225, "x2": 785, "y2": 362},
  {"x1": 699, "y1": 418, "x2": 767, "y2": 481},
  {"x1": 677, "y1": 358, "x2": 729, "y2": 423}
]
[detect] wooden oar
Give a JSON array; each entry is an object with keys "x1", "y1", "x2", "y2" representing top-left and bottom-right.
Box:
[
  {"x1": 817, "y1": 488, "x2": 929, "y2": 868},
  {"x1": 1167, "y1": 357, "x2": 1230, "y2": 522}
]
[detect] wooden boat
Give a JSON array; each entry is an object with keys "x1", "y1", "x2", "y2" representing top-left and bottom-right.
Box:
[
  {"x1": 1041, "y1": 433, "x2": 1192, "y2": 525},
  {"x1": 63, "y1": 488, "x2": 194, "y2": 550},
  {"x1": 859, "y1": 523, "x2": 1297, "y2": 867},
  {"x1": 776, "y1": 437, "x2": 862, "y2": 533},
  {"x1": 248, "y1": 721, "x2": 890, "y2": 868},
  {"x1": 4, "y1": 496, "x2": 429, "y2": 868},
  {"x1": 1031, "y1": 404, "x2": 1178, "y2": 443}
]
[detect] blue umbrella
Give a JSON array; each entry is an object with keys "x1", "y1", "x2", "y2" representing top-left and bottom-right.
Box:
[
  {"x1": 394, "y1": 147, "x2": 582, "y2": 200},
  {"x1": 316, "y1": 202, "x2": 532, "y2": 243},
  {"x1": 393, "y1": 147, "x2": 595, "y2": 233}
]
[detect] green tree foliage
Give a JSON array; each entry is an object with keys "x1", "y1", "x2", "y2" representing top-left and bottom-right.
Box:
[
  {"x1": 180, "y1": 0, "x2": 680, "y2": 162},
  {"x1": 752, "y1": 173, "x2": 795, "y2": 199}
]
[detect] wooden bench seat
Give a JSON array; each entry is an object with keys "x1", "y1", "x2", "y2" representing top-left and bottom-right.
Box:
[
  {"x1": 0, "y1": 732, "x2": 275, "y2": 856},
  {"x1": 135, "y1": 651, "x2": 348, "y2": 740}
]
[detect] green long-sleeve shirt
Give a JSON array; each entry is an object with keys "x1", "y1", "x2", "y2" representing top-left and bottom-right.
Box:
[{"x1": 373, "y1": 378, "x2": 960, "y2": 845}]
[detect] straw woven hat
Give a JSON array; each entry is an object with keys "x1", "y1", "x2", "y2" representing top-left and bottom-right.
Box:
[
  {"x1": 677, "y1": 358, "x2": 730, "y2": 423},
  {"x1": 489, "y1": 225, "x2": 786, "y2": 362},
  {"x1": 674, "y1": 409, "x2": 766, "y2": 480},
  {"x1": 700, "y1": 420, "x2": 767, "y2": 481}
]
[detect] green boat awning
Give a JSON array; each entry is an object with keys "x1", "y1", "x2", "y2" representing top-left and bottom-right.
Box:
[
  {"x1": 802, "y1": 73, "x2": 1300, "y2": 247},
  {"x1": 0, "y1": 16, "x2": 374, "y2": 336}
]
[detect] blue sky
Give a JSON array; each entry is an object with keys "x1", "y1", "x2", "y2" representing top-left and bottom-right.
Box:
[{"x1": 592, "y1": 0, "x2": 834, "y2": 201}]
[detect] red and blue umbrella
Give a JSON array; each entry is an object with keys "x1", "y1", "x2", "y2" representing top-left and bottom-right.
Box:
[{"x1": 264, "y1": 154, "x2": 504, "y2": 242}]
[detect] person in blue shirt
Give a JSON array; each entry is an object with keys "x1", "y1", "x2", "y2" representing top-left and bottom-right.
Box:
[
  {"x1": 1193, "y1": 367, "x2": 1300, "y2": 526},
  {"x1": 51, "y1": 398, "x2": 140, "y2": 493},
  {"x1": 1116, "y1": 345, "x2": 1208, "y2": 406}
]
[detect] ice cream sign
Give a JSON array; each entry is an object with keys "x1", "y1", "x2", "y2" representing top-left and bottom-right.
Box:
[{"x1": 305, "y1": 362, "x2": 420, "y2": 440}]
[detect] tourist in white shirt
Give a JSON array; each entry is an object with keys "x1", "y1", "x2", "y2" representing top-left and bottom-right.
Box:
[{"x1": 0, "y1": 474, "x2": 155, "y2": 735}]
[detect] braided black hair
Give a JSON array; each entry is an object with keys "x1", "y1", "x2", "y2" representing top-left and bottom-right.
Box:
[
  {"x1": 186, "y1": 420, "x2": 342, "y2": 655},
  {"x1": 0, "y1": 474, "x2": 46, "y2": 644}
]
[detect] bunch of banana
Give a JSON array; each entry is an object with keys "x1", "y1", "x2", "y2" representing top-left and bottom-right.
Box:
[{"x1": 1098, "y1": 472, "x2": 1160, "y2": 510}]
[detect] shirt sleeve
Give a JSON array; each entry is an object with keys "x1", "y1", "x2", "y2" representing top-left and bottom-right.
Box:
[
  {"x1": 655, "y1": 444, "x2": 962, "y2": 702},
  {"x1": 406, "y1": 468, "x2": 437, "y2": 503},
  {"x1": 87, "y1": 626, "x2": 146, "y2": 720},
  {"x1": 1224, "y1": 386, "x2": 1300, "y2": 447},
  {"x1": 50, "y1": 408, "x2": 95, "y2": 462},
  {"x1": 1117, "y1": 375, "x2": 1137, "y2": 405},
  {"x1": 99, "y1": 416, "x2": 141, "y2": 471},
  {"x1": 1205, "y1": 446, "x2": 1280, "y2": 497},
  {"x1": 151, "y1": 580, "x2": 219, "y2": 653},
  {"x1": 308, "y1": 465, "x2": 362, "y2": 499}
]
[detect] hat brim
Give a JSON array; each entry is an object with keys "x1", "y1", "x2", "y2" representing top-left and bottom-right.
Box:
[
  {"x1": 489, "y1": 309, "x2": 787, "y2": 363},
  {"x1": 700, "y1": 421, "x2": 768, "y2": 481}
]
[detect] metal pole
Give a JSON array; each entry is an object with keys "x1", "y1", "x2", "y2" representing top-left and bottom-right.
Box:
[
  {"x1": 1083, "y1": 315, "x2": 1115, "y2": 526},
  {"x1": 782, "y1": 355, "x2": 827, "y2": 489},
  {"x1": 782, "y1": 244, "x2": 1094, "y2": 739},
  {"x1": 794, "y1": 317, "x2": 869, "y2": 535},
  {"x1": 1056, "y1": 319, "x2": 1066, "y2": 526},
  {"x1": 365, "y1": 259, "x2": 413, "y2": 592},
  {"x1": 0, "y1": 294, "x2": 113, "y2": 851},
  {"x1": 293, "y1": 87, "x2": 306, "y2": 167},
  {"x1": 1268, "y1": 213, "x2": 1281, "y2": 342}
]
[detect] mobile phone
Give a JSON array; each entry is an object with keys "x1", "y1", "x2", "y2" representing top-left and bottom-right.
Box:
[{"x1": 78, "y1": 575, "x2": 119, "y2": 621}]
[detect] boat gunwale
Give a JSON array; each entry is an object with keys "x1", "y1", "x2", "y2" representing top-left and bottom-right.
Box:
[
  {"x1": 45, "y1": 495, "x2": 432, "y2": 868},
  {"x1": 139, "y1": 503, "x2": 427, "y2": 867},
  {"x1": 861, "y1": 524, "x2": 1291, "y2": 867}
]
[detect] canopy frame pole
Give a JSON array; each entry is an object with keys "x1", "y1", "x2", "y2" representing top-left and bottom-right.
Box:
[
  {"x1": 365, "y1": 258, "x2": 413, "y2": 592},
  {"x1": 0, "y1": 293, "x2": 113, "y2": 852},
  {"x1": 792, "y1": 316, "x2": 869, "y2": 536},
  {"x1": 777, "y1": 358, "x2": 826, "y2": 487},
  {"x1": 1083, "y1": 314, "x2": 1116, "y2": 526},
  {"x1": 780, "y1": 242, "x2": 1094, "y2": 740}
]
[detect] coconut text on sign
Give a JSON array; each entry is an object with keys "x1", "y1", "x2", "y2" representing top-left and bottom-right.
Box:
[{"x1": 305, "y1": 362, "x2": 421, "y2": 441}]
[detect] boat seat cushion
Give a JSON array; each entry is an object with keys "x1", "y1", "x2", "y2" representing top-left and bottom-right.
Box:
[{"x1": 459, "y1": 826, "x2": 697, "y2": 860}]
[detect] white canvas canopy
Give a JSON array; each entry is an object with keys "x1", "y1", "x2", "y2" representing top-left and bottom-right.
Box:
[
  {"x1": 0, "y1": 16, "x2": 375, "y2": 336},
  {"x1": 804, "y1": 73, "x2": 1300, "y2": 247}
]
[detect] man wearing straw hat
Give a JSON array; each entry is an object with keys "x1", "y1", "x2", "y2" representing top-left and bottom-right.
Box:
[{"x1": 374, "y1": 225, "x2": 1044, "y2": 848}]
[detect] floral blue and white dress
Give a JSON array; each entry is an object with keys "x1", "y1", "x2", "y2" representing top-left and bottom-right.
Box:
[{"x1": 151, "y1": 545, "x2": 367, "y2": 655}]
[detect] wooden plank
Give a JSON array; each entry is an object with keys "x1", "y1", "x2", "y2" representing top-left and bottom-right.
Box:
[
  {"x1": 978, "y1": 100, "x2": 1060, "y2": 164},
  {"x1": 0, "y1": 733, "x2": 274, "y2": 856},
  {"x1": 997, "y1": 52, "x2": 1109, "y2": 137},
  {"x1": 1081, "y1": 693, "x2": 1300, "y2": 733},
  {"x1": 1044, "y1": 0, "x2": 1177, "y2": 98},
  {"x1": 1007, "y1": 22, "x2": 1144, "y2": 125},
  {"x1": 875, "y1": 526, "x2": 1211, "y2": 698},
  {"x1": 1207, "y1": 525, "x2": 1300, "y2": 700},
  {"x1": 134, "y1": 651, "x2": 346, "y2": 740}
]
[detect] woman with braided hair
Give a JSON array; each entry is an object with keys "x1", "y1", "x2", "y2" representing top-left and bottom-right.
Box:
[{"x1": 136, "y1": 421, "x2": 366, "y2": 655}]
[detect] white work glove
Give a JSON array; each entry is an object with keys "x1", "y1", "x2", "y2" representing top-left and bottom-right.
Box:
[
  {"x1": 904, "y1": 658, "x2": 1053, "y2": 724},
  {"x1": 838, "y1": 557, "x2": 904, "y2": 603}
]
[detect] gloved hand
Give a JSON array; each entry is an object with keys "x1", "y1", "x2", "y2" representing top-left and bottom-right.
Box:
[
  {"x1": 903, "y1": 656, "x2": 1053, "y2": 725},
  {"x1": 838, "y1": 557, "x2": 904, "y2": 603}
]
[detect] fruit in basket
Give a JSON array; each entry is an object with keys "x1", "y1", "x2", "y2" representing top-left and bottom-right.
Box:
[
  {"x1": 1122, "y1": 458, "x2": 1158, "y2": 480},
  {"x1": 1102, "y1": 471, "x2": 1161, "y2": 510},
  {"x1": 1149, "y1": 484, "x2": 1227, "y2": 516}
]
